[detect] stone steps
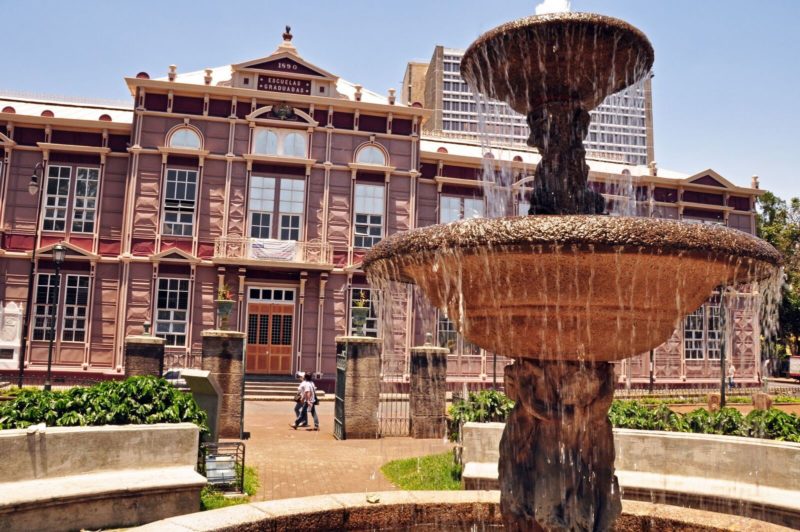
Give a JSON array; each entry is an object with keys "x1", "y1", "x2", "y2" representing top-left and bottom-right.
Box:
[{"x1": 244, "y1": 377, "x2": 327, "y2": 402}]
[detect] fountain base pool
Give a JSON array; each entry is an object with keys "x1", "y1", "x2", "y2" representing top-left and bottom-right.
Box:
[{"x1": 131, "y1": 491, "x2": 792, "y2": 531}]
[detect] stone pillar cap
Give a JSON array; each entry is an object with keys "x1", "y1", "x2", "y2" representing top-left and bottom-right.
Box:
[
  {"x1": 410, "y1": 345, "x2": 449, "y2": 354},
  {"x1": 124, "y1": 335, "x2": 165, "y2": 345},
  {"x1": 335, "y1": 335, "x2": 383, "y2": 344},
  {"x1": 202, "y1": 330, "x2": 247, "y2": 339}
]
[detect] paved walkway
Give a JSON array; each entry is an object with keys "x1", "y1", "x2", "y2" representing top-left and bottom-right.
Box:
[{"x1": 236, "y1": 401, "x2": 453, "y2": 501}]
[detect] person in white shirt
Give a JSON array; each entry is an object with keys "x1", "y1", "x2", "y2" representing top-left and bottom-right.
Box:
[
  {"x1": 293, "y1": 372, "x2": 308, "y2": 428},
  {"x1": 292, "y1": 372, "x2": 319, "y2": 430}
]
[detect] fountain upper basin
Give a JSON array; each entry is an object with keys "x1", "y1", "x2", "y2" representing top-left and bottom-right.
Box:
[
  {"x1": 461, "y1": 13, "x2": 655, "y2": 115},
  {"x1": 363, "y1": 216, "x2": 781, "y2": 361}
]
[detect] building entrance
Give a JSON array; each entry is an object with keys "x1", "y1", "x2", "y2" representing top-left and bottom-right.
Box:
[{"x1": 245, "y1": 287, "x2": 295, "y2": 374}]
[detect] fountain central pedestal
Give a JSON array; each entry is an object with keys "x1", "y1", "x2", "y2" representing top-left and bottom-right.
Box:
[{"x1": 502, "y1": 360, "x2": 620, "y2": 531}]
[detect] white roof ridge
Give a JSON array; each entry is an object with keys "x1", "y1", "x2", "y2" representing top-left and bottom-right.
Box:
[{"x1": 0, "y1": 89, "x2": 131, "y2": 110}]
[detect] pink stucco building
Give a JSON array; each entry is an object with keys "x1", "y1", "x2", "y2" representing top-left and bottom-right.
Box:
[{"x1": 0, "y1": 32, "x2": 766, "y2": 389}]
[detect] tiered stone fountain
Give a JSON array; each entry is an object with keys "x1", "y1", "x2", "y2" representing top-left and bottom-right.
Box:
[{"x1": 364, "y1": 12, "x2": 781, "y2": 532}]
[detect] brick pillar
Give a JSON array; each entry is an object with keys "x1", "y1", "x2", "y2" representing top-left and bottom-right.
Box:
[
  {"x1": 201, "y1": 330, "x2": 246, "y2": 439},
  {"x1": 409, "y1": 345, "x2": 449, "y2": 439},
  {"x1": 335, "y1": 336, "x2": 381, "y2": 439},
  {"x1": 124, "y1": 335, "x2": 165, "y2": 377}
]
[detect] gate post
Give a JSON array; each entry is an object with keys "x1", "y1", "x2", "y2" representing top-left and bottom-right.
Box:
[
  {"x1": 202, "y1": 330, "x2": 246, "y2": 439},
  {"x1": 124, "y1": 330, "x2": 165, "y2": 378},
  {"x1": 334, "y1": 336, "x2": 381, "y2": 439},
  {"x1": 409, "y1": 343, "x2": 449, "y2": 439}
]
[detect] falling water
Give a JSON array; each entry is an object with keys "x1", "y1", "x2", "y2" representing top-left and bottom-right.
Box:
[{"x1": 361, "y1": 11, "x2": 784, "y2": 532}]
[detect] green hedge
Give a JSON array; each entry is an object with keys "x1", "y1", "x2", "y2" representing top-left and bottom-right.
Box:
[
  {"x1": 448, "y1": 391, "x2": 800, "y2": 443},
  {"x1": 0, "y1": 376, "x2": 208, "y2": 433},
  {"x1": 609, "y1": 400, "x2": 800, "y2": 442},
  {"x1": 448, "y1": 389, "x2": 514, "y2": 440}
]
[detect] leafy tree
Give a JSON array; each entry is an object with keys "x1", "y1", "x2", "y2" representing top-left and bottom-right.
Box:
[{"x1": 756, "y1": 191, "x2": 800, "y2": 357}]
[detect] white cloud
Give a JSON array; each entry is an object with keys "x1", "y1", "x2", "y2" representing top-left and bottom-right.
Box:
[{"x1": 535, "y1": 0, "x2": 571, "y2": 15}]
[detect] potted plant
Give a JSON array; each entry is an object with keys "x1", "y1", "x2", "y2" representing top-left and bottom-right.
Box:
[
  {"x1": 216, "y1": 283, "x2": 235, "y2": 330},
  {"x1": 351, "y1": 290, "x2": 370, "y2": 336}
]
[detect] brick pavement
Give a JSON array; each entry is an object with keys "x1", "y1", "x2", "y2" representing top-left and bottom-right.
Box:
[{"x1": 236, "y1": 401, "x2": 453, "y2": 501}]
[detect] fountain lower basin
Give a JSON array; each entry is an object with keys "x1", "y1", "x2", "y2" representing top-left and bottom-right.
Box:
[{"x1": 363, "y1": 215, "x2": 780, "y2": 361}]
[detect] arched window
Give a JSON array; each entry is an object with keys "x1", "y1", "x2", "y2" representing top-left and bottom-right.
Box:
[
  {"x1": 356, "y1": 145, "x2": 387, "y2": 166},
  {"x1": 253, "y1": 129, "x2": 279, "y2": 155},
  {"x1": 283, "y1": 132, "x2": 307, "y2": 157},
  {"x1": 169, "y1": 127, "x2": 202, "y2": 149}
]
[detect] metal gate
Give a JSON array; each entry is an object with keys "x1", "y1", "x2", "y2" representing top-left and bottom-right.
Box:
[
  {"x1": 333, "y1": 346, "x2": 346, "y2": 440},
  {"x1": 377, "y1": 379, "x2": 410, "y2": 437}
]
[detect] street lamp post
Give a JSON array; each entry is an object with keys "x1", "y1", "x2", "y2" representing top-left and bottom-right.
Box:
[
  {"x1": 17, "y1": 163, "x2": 47, "y2": 388},
  {"x1": 44, "y1": 243, "x2": 66, "y2": 392}
]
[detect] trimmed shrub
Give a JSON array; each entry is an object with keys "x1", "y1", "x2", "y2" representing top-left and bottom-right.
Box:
[{"x1": 0, "y1": 376, "x2": 208, "y2": 434}]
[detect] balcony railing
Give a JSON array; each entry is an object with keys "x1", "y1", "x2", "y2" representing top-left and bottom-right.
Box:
[{"x1": 214, "y1": 236, "x2": 333, "y2": 265}]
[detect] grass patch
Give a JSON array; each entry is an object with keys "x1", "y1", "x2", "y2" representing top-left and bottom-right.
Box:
[
  {"x1": 381, "y1": 452, "x2": 462, "y2": 491},
  {"x1": 200, "y1": 466, "x2": 259, "y2": 511}
]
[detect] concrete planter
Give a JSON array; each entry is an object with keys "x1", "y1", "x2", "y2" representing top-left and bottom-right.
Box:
[
  {"x1": 460, "y1": 422, "x2": 800, "y2": 529},
  {"x1": 0, "y1": 422, "x2": 206, "y2": 531}
]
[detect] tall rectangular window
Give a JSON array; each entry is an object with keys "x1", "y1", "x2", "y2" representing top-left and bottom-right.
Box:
[
  {"x1": 162, "y1": 169, "x2": 198, "y2": 236},
  {"x1": 72, "y1": 168, "x2": 99, "y2": 233},
  {"x1": 349, "y1": 288, "x2": 378, "y2": 337},
  {"x1": 248, "y1": 176, "x2": 305, "y2": 241},
  {"x1": 683, "y1": 296, "x2": 723, "y2": 361},
  {"x1": 279, "y1": 179, "x2": 305, "y2": 240},
  {"x1": 353, "y1": 184, "x2": 384, "y2": 248},
  {"x1": 249, "y1": 176, "x2": 275, "y2": 239},
  {"x1": 43, "y1": 165, "x2": 71, "y2": 231},
  {"x1": 683, "y1": 307, "x2": 705, "y2": 360},
  {"x1": 62, "y1": 275, "x2": 90, "y2": 342},
  {"x1": 439, "y1": 195, "x2": 484, "y2": 224},
  {"x1": 33, "y1": 273, "x2": 58, "y2": 341},
  {"x1": 155, "y1": 278, "x2": 189, "y2": 346}
]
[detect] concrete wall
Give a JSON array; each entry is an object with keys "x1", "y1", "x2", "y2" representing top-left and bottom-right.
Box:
[
  {"x1": 0, "y1": 423, "x2": 205, "y2": 531},
  {"x1": 461, "y1": 422, "x2": 800, "y2": 492},
  {"x1": 0, "y1": 422, "x2": 200, "y2": 482}
]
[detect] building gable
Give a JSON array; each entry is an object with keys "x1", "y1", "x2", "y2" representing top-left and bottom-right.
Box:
[{"x1": 684, "y1": 169, "x2": 736, "y2": 189}]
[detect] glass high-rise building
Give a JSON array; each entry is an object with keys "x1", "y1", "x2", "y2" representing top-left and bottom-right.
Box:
[{"x1": 403, "y1": 46, "x2": 655, "y2": 165}]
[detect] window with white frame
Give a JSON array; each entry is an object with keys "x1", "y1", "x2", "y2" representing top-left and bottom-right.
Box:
[
  {"x1": 279, "y1": 179, "x2": 304, "y2": 240},
  {"x1": 437, "y1": 313, "x2": 481, "y2": 357},
  {"x1": 168, "y1": 127, "x2": 202, "y2": 149},
  {"x1": 162, "y1": 168, "x2": 198, "y2": 236},
  {"x1": 355, "y1": 145, "x2": 387, "y2": 166},
  {"x1": 62, "y1": 275, "x2": 90, "y2": 342},
  {"x1": 155, "y1": 278, "x2": 189, "y2": 346},
  {"x1": 248, "y1": 176, "x2": 305, "y2": 240},
  {"x1": 33, "y1": 273, "x2": 58, "y2": 341},
  {"x1": 683, "y1": 295, "x2": 723, "y2": 360},
  {"x1": 252, "y1": 128, "x2": 307, "y2": 158},
  {"x1": 72, "y1": 168, "x2": 99, "y2": 233},
  {"x1": 683, "y1": 307, "x2": 705, "y2": 360},
  {"x1": 249, "y1": 176, "x2": 275, "y2": 239},
  {"x1": 439, "y1": 195, "x2": 484, "y2": 224},
  {"x1": 349, "y1": 288, "x2": 378, "y2": 337},
  {"x1": 354, "y1": 184, "x2": 384, "y2": 248},
  {"x1": 43, "y1": 165, "x2": 71, "y2": 231}
]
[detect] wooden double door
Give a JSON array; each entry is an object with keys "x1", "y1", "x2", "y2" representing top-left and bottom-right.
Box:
[{"x1": 245, "y1": 287, "x2": 295, "y2": 374}]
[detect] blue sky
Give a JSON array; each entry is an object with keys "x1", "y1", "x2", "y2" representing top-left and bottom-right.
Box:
[{"x1": 2, "y1": 0, "x2": 797, "y2": 199}]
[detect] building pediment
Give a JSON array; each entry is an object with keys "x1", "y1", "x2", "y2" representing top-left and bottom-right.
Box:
[
  {"x1": 684, "y1": 169, "x2": 735, "y2": 189},
  {"x1": 237, "y1": 56, "x2": 333, "y2": 79},
  {"x1": 150, "y1": 247, "x2": 200, "y2": 264},
  {"x1": 230, "y1": 27, "x2": 339, "y2": 97},
  {"x1": 37, "y1": 241, "x2": 99, "y2": 261}
]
